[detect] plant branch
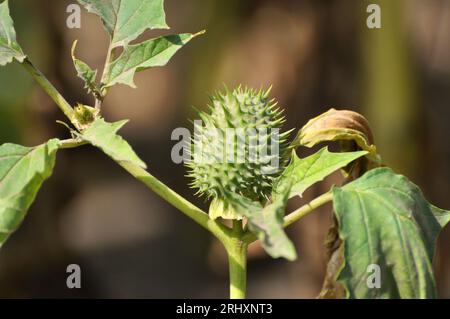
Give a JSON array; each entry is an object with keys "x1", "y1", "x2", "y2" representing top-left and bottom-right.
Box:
[
  {"x1": 284, "y1": 191, "x2": 333, "y2": 228},
  {"x1": 118, "y1": 161, "x2": 232, "y2": 244},
  {"x1": 21, "y1": 59, "x2": 77, "y2": 127}
]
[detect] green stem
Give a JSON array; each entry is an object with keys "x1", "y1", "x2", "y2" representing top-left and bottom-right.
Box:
[
  {"x1": 59, "y1": 138, "x2": 88, "y2": 149},
  {"x1": 21, "y1": 59, "x2": 77, "y2": 126},
  {"x1": 100, "y1": 44, "x2": 114, "y2": 85},
  {"x1": 283, "y1": 191, "x2": 333, "y2": 228},
  {"x1": 118, "y1": 161, "x2": 232, "y2": 244},
  {"x1": 225, "y1": 236, "x2": 248, "y2": 299},
  {"x1": 96, "y1": 44, "x2": 115, "y2": 109}
]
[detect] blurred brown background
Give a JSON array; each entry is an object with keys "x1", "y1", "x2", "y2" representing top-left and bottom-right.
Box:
[{"x1": 0, "y1": 0, "x2": 449, "y2": 298}]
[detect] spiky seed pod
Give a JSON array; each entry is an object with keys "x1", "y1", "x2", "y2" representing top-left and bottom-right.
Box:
[{"x1": 186, "y1": 87, "x2": 291, "y2": 218}]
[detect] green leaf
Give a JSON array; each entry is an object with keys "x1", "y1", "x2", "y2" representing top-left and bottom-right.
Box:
[
  {"x1": 71, "y1": 40, "x2": 99, "y2": 95},
  {"x1": 227, "y1": 185, "x2": 297, "y2": 261},
  {"x1": 273, "y1": 147, "x2": 367, "y2": 199},
  {"x1": 77, "y1": 0, "x2": 168, "y2": 49},
  {"x1": 103, "y1": 32, "x2": 201, "y2": 88},
  {"x1": 82, "y1": 118, "x2": 147, "y2": 169},
  {"x1": 332, "y1": 167, "x2": 450, "y2": 298},
  {"x1": 0, "y1": 0, "x2": 26, "y2": 66},
  {"x1": 0, "y1": 139, "x2": 59, "y2": 246}
]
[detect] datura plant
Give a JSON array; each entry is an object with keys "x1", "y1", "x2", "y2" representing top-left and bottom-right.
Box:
[{"x1": 0, "y1": 0, "x2": 449, "y2": 299}]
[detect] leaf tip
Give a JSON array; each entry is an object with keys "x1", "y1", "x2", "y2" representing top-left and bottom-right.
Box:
[
  {"x1": 194, "y1": 30, "x2": 206, "y2": 37},
  {"x1": 285, "y1": 249, "x2": 298, "y2": 261}
]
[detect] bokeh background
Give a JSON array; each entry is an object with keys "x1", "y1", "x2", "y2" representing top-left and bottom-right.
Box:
[{"x1": 0, "y1": 0, "x2": 449, "y2": 298}]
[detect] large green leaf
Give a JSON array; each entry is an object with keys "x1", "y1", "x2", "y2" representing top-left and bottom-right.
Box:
[
  {"x1": 103, "y1": 33, "x2": 200, "y2": 88},
  {"x1": 77, "y1": 0, "x2": 168, "y2": 49},
  {"x1": 82, "y1": 118, "x2": 147, "y2": 169},
  {"x1": 227, "y1": 184, "x2": 297, "y2": 261},
  {"x1": 0, "y1": 0, "x2": 26, "y2": 66},
  {"x1": 0, "y1": 139, "x2": 59, "y2": 246},
  {"x1": 333, "y1": 167, "x2": 450, "y2": 298},
  {"x1": 273, "y1": 147, "x2": 367, "y2": 199}
]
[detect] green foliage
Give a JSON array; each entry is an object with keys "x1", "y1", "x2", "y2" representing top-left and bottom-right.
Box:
[
  {"x1": 0, "y1": 0, "x2": 25, "y2": 66},
  {"x1": 77, "y1": 0, "x2": 168, "y2": 48},
  {"x1": 0, "y1": 0, "x2": 448, "y2": 300},
  {"x1": 231, "y1": 148, "x2": 366, "y2": 261},
  {"x1": 0, "y1": 139, "x2": 59, "y2": 246},
  {"x1": 227, "y1": 187, "x2": 297, "y2": 261},
  {"x1": 273, "y1": 147, "x2": 367, "y2": 199},
  {"x1": 77, "y1": 0, "x2": 201, "y2": 90},
  {"x1": 332, "y1": 167, "x2": 450, "y2": 298},
  {"x1": 0, "y1": 0, "x2": 194, "y2": 253},
  {"x1": 103, "y1": 33, "x2": 201, "y2": 88},
  {"x1": 81, "y1": 118, "x2": 147, "y2": 169}
]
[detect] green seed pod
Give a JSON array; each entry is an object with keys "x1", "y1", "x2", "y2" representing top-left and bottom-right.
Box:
[{"x1": 186, "y1": 87, "x2": 291, "y2": 219}]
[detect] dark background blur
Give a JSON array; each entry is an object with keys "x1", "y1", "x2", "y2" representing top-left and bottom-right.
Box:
[{"x1": 0, "y1": 0, "x2": 449, "y2": 298}]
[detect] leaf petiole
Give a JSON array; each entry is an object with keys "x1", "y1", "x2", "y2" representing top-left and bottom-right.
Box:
[{"x1": 283, "y1": 191, "x2": 333, "y2": 228}]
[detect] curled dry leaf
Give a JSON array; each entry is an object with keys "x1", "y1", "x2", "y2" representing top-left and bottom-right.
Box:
[
  {"x1": 318, "y1": 215, "x2": 346, "y2": 299},
  {"x1": 293, "y1": 108, "x2": 381, "y2": 169}
]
